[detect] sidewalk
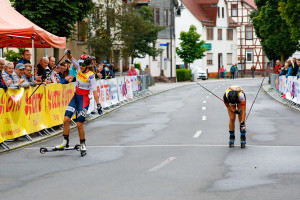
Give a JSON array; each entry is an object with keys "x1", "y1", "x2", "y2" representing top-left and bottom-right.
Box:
[{"x1": 0, "y1": 81, "x2": 196, "y2": 153}]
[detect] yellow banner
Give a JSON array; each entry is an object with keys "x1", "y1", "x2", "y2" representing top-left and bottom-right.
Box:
[{"x1": 0, "y1": 83, "x2": 74, "y2": 144}]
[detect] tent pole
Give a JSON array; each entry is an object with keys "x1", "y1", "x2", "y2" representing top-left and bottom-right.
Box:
[{"x1": 31, "y1": 34, "x2": 34, "y2": 74}]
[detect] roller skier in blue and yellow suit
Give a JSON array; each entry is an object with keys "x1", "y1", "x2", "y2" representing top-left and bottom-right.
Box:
[
  {"x1": 223, "y1": 86, "x2": 247, "y2": 148},
  {"x1": 55, "y1": 50, "x2": 103, "y2": 155}
]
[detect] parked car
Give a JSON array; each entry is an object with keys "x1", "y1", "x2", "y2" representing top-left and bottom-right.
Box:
[{"x1": 191, "y1": 66, "x2": 207, "y2": 80}]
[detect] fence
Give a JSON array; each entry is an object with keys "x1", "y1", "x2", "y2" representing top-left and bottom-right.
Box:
[
  {"x1": 0, "y1": 75, "x2": 150, "y2": 149},
  {"x1": 269, "y1": 73, "x2": 300, "y2": 104}
]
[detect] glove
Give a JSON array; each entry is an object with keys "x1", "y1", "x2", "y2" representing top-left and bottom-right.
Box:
[
  {"x1": 97, "y1": 103, "x2": 103, "y2": 115},
  {"x1": 234, "y1": 110, "x2": 242, "y2": 114},
  {"x1": 65, "y1": 49, "x2": 71, "y2": 55}
]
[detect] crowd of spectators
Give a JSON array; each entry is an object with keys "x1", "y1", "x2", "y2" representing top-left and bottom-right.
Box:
[
  {"x1": 0, "y1": 49, "x2": 127, "y2": 91},
  {"x1": 275, "y1": 58, "x2": 300, "y2": 78}
]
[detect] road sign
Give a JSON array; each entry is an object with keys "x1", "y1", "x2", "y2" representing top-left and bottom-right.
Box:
[{"x1": 160, "y1": 43, "x2": 168, "y2": 46}]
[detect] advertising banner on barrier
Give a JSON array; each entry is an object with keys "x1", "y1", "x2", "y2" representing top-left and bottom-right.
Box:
[
  {"x1": 138, "y1": 76, "x2": 143, "y2": 91},
  {"x1": 117, "y1": 77, "x2": 127, "y2": 102},
  {"x1": 125, "y1": 76, "x2": 133, "y2": 99},
  {"x1": 109, "y1": 79, "x2": 119, "y2": 105},
  {"x1": 45, "y1": 83, "x2": 74, "y2": 128},
  {"x1": 100, "y1": 79, "x2": 111, "y2": 108},
  {"x1": 294, "y1": 79, "x2": 300, "y2": 104},
  {"x1": 130, "y1": 76, "x2": 138, "y2": 92}
]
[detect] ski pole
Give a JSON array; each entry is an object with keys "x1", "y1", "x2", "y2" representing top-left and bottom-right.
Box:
[
  {"x1": 246, "y1": 76, "x2": 265, "y2": 121},
  {"x1": 196, "y1": 82, "x2": 224, "y2": 102},
  {"x1": 26, "y1": 52, "x2": 67, "y2": 102}
]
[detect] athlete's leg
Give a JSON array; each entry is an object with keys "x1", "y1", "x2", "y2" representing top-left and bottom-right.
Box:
[
  {"x1": 63, "y1": 116, "x2": 71, "y2": 136},
  {"x1": 227, "y1": 106, "x2": 236, "y2": 131},
  {"x1": 77, "y1": 122, "x2": 85, "y2": 141}
]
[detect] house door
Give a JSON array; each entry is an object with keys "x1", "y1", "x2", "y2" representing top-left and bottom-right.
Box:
[{"x1": 218, "y1": 53, "x2": 223, "y2": 73}]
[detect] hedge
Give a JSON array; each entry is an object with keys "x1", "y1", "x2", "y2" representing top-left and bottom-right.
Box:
[{"x1": 176, "y1": 69, "x2": 192, "y2": 82}]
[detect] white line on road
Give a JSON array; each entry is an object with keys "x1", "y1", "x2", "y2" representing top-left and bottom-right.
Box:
[
  {"x1": 202, "y1": 116, "x2": 207, "y2": 120},
  {"x1": 25, "y1": 144, "x2": 300, "y2": 150},
  {"x1": 203, "y1": 100, "x2": 206, "y2": 104},
  {"x1": 148, "y1": 157, "x2": 176, "y2": 172},
  {"x1": 193, "y1": 131, "x2": 202, "y2": 138},
  {"x1": 202, "y1": 107, "x2": 206, "y2": 110}
]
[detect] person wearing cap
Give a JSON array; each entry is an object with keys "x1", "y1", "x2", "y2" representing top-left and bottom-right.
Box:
[
  {"x1": 223, "y1": 86, "x2": 247, "y2": 148},
  {"x1": 104, "y1": 64, "x2": 114, "y2": 79},
  {"x1": 7, "y1": 63, "x2": 29, "y2": 88}
]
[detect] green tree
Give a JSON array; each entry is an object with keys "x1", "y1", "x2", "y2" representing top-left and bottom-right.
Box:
[
  {"x1": 11, "y1": 0, "x2": 94, "y2": 58},
  {"x1": 250, "y1": 0, "x2": 299, "y2": 62},
  {"x1": 120, "y1": 5, "x2": 165, "y2": 63},
  {"x1": 176, "y1": 25, "x2": 206, "y2": 68},
  {"x1": 278, "y1": 0, "x2": 300, "y2": 41}
]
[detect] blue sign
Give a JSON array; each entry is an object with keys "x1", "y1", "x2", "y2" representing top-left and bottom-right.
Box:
[{"x1": 160, "y1": 43, "x2": 168, "y2": 46}]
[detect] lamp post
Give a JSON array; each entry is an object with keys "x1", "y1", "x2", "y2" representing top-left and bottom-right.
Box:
[{"x1": 170, "y1": 0, "x2": 174, "y2": 82}]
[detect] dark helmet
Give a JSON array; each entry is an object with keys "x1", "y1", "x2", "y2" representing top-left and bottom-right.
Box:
[
  {"x1": 227, "y1": 90, "x2": 239, "y2": 104},
  {"x1": 78, "y1": 54, "x2": 92, "y2": 66}
]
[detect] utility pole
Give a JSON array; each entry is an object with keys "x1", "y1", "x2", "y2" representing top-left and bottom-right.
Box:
[
  {"x1": 170, "y1": 0, "x2": 174, "y2": 82},
  {"x1": 106, "y1": 0, "x2": 111, "y2": 63}
]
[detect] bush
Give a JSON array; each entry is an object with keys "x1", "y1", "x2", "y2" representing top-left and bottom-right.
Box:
[
  {"x1": 4, "y1": 48, "x2": 25, "y2": 62},
  {"x1": 134, "y1": 63, "x2": 141, "y2": 70},
  {"x1": 176, "y1": 69, "x2": 192, "y2": 82}
]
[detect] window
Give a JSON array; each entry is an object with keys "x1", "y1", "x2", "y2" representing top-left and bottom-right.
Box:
[
  {"x1": 218, "y1": 7, "x2": 220, "y2": 18},
  {"x1": 207, "y1": 28, "x2": 214, "y2": 40},
  {"x1": 153, "y1": 43, "x2": 156, "y2": 60},
  {"x1": 231, "y1": 4, "x2": 238, "y2": 17},
  {"x1": 227, "y1": 29, "x2": 233, "y2": 40},
  {"x1": 246, "y1": 49, "x2": 253, "y2": 62},
  {"x1": 164, "y1": 9, "x2": 169, "y2": 26},
  {"x1": 77, "y1": 21, "x2": 87, "y2": 42},
  {"x1": 227, "y1": 53, "x2": 233, "y2": 65},
  {"x1": 169, "y1": 9, "x2": 172, "y2": 26},
  {"x1": 155, "y1": 8, "x2": 160, "y2": 25},
  {"x1": 207, "y1": 53, "x2": 213, "y2": 65},
  {"x1": 246, "y1": 25, "x2": 253, "y2": 40},
  {"x1": 218, "y1": 29, "x2": 222, "y2": 40},
  {"x1": 222, "y1": 7, "x2": 224, "y2": 18}
]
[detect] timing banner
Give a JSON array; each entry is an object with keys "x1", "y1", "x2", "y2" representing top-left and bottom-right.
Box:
[{"x1": 45, "y1": 83, "x2": 74, "y2": 128}]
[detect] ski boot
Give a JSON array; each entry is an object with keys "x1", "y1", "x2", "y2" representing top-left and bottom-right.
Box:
[
  {"x1": 229, "y1": 133, "x2": 235, "y2": 148},
  {"x1": 55, "y1": 138, "x2": 69, "y2": 150},
  {"x1": 240, "y1": 135, "x2": 246, "y2": 148},
  {"x1": 80, "y1": 142, "x2": 87, "y2": 157}
]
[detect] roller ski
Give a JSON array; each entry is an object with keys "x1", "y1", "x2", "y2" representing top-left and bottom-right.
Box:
[{"x1": 40, "y1": 144, "x2": 80, "y2": 154}]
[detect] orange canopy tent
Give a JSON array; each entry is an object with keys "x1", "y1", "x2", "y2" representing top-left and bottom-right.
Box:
[{"x1": 0, "y1": 2, "x2": 66, "y2": 49}]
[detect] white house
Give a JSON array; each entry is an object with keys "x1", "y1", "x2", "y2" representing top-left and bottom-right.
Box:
[{"x1": 175, "y1": 0, "x2": 239, "y2": 77}]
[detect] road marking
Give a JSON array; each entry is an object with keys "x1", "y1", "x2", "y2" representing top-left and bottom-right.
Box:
[
  {"x1": 203, "y1": 100, "x2": 206, "y2": 104},
  {"x1": 148, "y1": 157, "x2": 176, "y2": 172},
  {"x1": 25, "y1": 144, "x2": 300, "y2": 150},
  {"x1": 202, "y1": 116, "x2": 207, "y2": 120},
  {"x1": 193, "y1": 131, "x2": 202, "y2": 138},
  {"x1": 202, "y1": 107, "x2": 206, "y2": 110}
]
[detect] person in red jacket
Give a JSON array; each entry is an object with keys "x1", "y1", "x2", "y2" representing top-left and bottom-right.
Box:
[
  {"x1": 127, "y1": 65, "x2": 137, "y2": 76},
  {"x1": 275, "y1": 60, "x2": 282, "y2": 74}
]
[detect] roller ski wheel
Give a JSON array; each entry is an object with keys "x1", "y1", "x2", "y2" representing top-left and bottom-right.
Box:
[
  {"x1": 80, "y1": 150, "x2": 87, "y2": 157},
  {"x1": 241, "y1": 141, "x2": 246, "y2": 148},
  {"x1": 229, "y1": 140, "x2": 235, "y2": 148},
  {"x1": 40, "y1": 147, "x2": 47, "y2": 154}
]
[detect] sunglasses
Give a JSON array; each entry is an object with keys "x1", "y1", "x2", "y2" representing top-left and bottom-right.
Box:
[{"x1": 79, "y1": 62, "x2": 86, "y2": 67}]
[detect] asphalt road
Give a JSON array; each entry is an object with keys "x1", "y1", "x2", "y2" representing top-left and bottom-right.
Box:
[{"x1": 1, "y1": 78, "x2": 300, "y2": 200}]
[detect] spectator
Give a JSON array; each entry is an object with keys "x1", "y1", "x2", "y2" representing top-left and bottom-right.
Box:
[
  {"x1": 58, "y1": 63, "x2": 73, "y2": 84},
  {"x1": 286, "y1": 60, "x2": 293, "y2": 77},
  {"x1": 0, "y1": 58, "x2": 8, "y2": 90},
  {"x1": 50, "y1": 64, "x2": 61, "y2": 83},
  {"x1": 91, "y1": 57, "x2": 97, "y2": 72},
  {"x1": 279, "y1": 64, "x2": 289, "y2": 76},
  {"x1": 291, "y1": 57, "x2": 299, "y2": 76},
  {"x1": 33, "y1": 65, "x2": 42, "y2": 84},
  {"x1": 128, "y1": 65, "x2": 137, "y2": 76},
  {"x1": 95, "y1": 64, "x2": 105, "y2": 80},
  {"x1": 224, "y1": 68, "x2": 227, "y2": 79},
  {"x1": 251, "y1": 65, "x2": 256, "y2": 78},
  {"x1": 275, "y1": 60, "x2": 281, "y2": 74},
  {"x1": 104, "y1": 64, "x2": 114, "y2": 79},
  {"x1": 17, "y1": 49, "x2": 31, "y2": 64},
  {"x1": 230, "y1": 65, "x2": 235, "y2": 79},
  {"x1": 23, "y1": 64, "x2": 39, "y2": 86},
  {"x1": 234, "y1": 64, "x2": 238, "y2": 78},
  {"x1": 2, "y1": 62, "x2": 17, "y2": 88},
  {"x1": 66, "y1": 59, "x2": 77, "y2": 81},
  {"x1": 219, "y1": 65, "x2": 224, "y2": 79},
  {"x1": 37, "y1": 57, "x2": 51, "y2": 84},
  {"x1": 12, "y1": 63, "x2": 29, "y2": 88}
]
